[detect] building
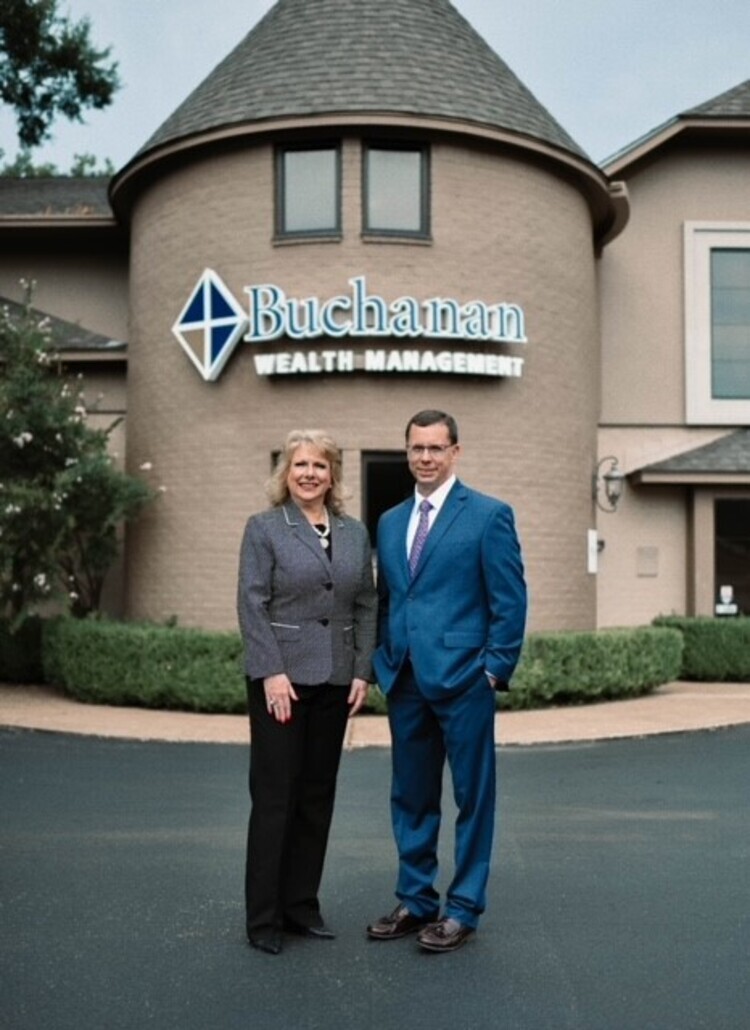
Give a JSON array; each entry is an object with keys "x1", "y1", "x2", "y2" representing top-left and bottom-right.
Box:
[
  {"x1": 1, "y1": 0, "x2": 748, "y2": 632},
  {"x1": 598, "y1": 80, "x2": 750, "y2": 624}
]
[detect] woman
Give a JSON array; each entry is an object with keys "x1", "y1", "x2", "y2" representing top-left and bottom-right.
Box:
[{"x1": 237, "y1": 429, "x2": 377, "y2": 955}]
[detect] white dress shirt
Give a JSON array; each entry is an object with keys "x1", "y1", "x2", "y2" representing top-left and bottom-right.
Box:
[{"x1": 405, "y1": 475, "x2": 457, "y2": 556}]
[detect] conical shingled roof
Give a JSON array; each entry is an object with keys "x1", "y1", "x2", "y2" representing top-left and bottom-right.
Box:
[
  {"x1": 138, "y1": 0, "x2": 586, "y2": 161},
  {"x1": 683, "y1": 78, "x2": 750, "y2": 118}
]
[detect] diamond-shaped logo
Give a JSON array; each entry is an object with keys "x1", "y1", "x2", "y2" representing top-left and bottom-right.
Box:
[{"x1": 172, "y1": 269, "x2": 247, "y2": 381}]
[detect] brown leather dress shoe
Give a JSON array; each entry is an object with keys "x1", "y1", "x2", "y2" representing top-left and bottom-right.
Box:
[
  {"x1": 416, "y1": 917, "x2": 475, "y2": 953},
  {"x1": 366, "y1": 904, "x2": 436, "y2": 940}
]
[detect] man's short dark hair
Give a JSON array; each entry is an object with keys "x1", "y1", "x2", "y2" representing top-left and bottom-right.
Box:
[{"x1": 405, "y1": 410, "x2": 459, "y2": 445}]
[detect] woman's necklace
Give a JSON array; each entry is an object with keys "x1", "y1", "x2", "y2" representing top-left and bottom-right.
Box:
[{"x1": 311, "y1": 513, "x2": 331, "y2": 549}]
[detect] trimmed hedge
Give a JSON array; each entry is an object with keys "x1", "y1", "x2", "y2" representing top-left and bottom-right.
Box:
[
  {"x1": 653, "y1": 615, "x2": 750, "y2": 681},
  {"x1": 36, "y1": 617, "x2": 683, "y2": 714},
  {"x1": 43, "y1": 617, "x2": 246, "y2": 713},
  {"x1": 500, "y1": 626, "x2": 684, "y2": 710}
]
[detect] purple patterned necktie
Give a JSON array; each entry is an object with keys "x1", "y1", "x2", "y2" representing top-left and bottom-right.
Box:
[{"x1": 409, "y1": 499, "x2": 433, "y2": 577}]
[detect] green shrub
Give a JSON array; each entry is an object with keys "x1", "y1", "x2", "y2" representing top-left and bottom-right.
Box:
[
  {"x1": 42, "y1": 617, "x2": 246, "y2": 712},
  {"x1": 0, "y1": 615, "x2": 44, "y2": 683},
  {"x1": 500, "y1": 626, "x2": 684, "y2": 710},
  {"x1": 368, "y1": 626, "x2": 683, "y2": 713},
  {"x1": 652, "y1": 616, "x2": 750, "y2": 681},
  {"x1": 365, "y1": 685, "x2": 388, "y2": 715},
  {"x1": 38, "y1": 619, "x2": 684, "y2": 715}
]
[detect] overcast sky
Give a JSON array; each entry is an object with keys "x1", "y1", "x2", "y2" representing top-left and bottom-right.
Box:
[{"x1": 2, "y1": 0, "x2": 750, "y2": 171}]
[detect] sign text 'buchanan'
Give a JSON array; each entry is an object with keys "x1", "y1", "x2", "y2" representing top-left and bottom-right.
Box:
[{"x1": 244, "y1": 276, "x2": 527, "y2": 345}]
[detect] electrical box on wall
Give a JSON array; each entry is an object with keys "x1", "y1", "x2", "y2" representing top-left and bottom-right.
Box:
[{"x1": 587, "y1": 529, "x2": 599, "y2": 574}]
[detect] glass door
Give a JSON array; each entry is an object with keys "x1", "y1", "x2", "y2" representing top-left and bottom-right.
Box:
[{"x1": 715, "y1": 499, "x2": 750, "y2": 615}]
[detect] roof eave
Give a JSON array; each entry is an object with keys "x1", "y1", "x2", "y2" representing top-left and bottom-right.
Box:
[
  {"x1": 603, "y1": 116, "x2": 750, "y2": 177},
  {"x1": 56, "y1": 347, "x2": 127, "y2": 362},
  {"x1": 632, "y1": 470, "x2": 750, "y2": 486},
  {"x1": 0, "y1": 215, "x2": 118, "y2": 230},
  {"x1": 110, "y1": 111, "x2": 621, "y2": 243}
]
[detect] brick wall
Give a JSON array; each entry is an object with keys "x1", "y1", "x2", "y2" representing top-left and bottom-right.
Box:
[{"x1": 125, "y1": 134, "x2": 600, "y2": 632}]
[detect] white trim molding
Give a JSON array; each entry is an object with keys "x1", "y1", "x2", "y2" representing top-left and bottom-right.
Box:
[{"x1": 685, "y1": 221, "x2": 750, "y2": 424}]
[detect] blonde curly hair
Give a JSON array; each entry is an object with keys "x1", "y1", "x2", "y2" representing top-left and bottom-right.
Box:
[{"x1": 266, "y1": 429, "x2": 347, "y2": 514}]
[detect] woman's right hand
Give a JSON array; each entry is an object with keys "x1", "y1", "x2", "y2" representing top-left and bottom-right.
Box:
[{"x1": 263, "y1": 674, "x2": 297, "y2": 723}]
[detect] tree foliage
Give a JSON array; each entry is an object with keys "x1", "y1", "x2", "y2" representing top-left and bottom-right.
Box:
[
  {"x1": 0, "y1": 0, "x2": 119, "y2": 149},
  {"x1": 0, "y1": 148, "x2": 115, "y2": 177},
  {"x1": 0, "y1": 287, "x2": 156, "y2": 624}
]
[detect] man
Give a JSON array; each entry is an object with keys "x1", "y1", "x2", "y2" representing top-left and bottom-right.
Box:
[{"x1": 367, "y1": 409, "x2": 527, "y2": 953}]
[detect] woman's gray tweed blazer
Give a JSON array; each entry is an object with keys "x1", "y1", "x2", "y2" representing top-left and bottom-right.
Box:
[{"x1": 237, "y1": 502, "x2": 377, "y2": 686}]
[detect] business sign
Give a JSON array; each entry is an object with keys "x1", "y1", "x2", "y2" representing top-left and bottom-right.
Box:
[{"x1": 172, "y1": 269, "x2": 527, "y2": 382}]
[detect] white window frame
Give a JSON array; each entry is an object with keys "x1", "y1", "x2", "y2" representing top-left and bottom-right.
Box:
[{"x1": 685, "y1": 221, "x2": 750, "y2": 424}]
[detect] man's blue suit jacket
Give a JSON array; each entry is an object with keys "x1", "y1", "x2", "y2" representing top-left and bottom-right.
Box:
[{"x1": 373, "y1": 480, "x2": 527, "y2": 701}]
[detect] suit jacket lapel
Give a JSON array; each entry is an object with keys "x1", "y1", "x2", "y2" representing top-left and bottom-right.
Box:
[
  {"x1": 329, "y1": 513, "x2": 349, "y2": 577},
  {"x1": 283, "y1": 502, "x2": 331, "y2": 571},
  {"x1": 388, "y1": 500, "x2": 413, "y2": 587}
]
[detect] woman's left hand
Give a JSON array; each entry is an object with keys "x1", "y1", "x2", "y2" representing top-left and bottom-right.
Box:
[{"x1": 347, "y1": 678, "x2": 369, "y2": 717}]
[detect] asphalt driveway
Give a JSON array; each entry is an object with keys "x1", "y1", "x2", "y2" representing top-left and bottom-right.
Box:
[{"x1": 1, "y1": 726, "x2": 748, "y2": 1030}]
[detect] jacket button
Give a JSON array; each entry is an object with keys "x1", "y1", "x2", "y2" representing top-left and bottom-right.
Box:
[
  {"x1": 319, "y1": 618, "x2": 329, "y2": 627},
  {"x1": 324, "y1": 582, "x2": 333, "y2": 590}
]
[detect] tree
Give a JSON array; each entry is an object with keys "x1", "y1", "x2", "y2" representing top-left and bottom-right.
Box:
[
  {"x1": 0, "y1": 0, "x2": 119, "y2": 149},
  {"x1": 0, "y1": 148, "x2": 57, "y2": 177},
  {"x1": 0, "y1": 148, "x2": 115, "y2": 177},
  {"x1": 0, "y1": 287, "x2": 157, "y2": 624}
]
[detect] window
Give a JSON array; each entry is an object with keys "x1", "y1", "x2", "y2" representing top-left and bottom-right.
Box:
[
  {"x1": 363, "y1": 144, "x2": 430, "y2": 237},
  {"x1": 685, "y1": 223, "x2": 750, "y2": 423},
  {"x1": 710, "y1": 249, "x2": 750, "y2": 399},
  {"x1": 276, "y1": 145, "x2": 340, "y2": 237}
]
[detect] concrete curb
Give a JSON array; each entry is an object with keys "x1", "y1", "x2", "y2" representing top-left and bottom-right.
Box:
[{"x1": 2, "y1": 681, "x2": 750, "y2": 747}]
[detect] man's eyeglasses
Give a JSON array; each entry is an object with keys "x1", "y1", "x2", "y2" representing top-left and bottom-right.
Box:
[{"x1": 406, "y1": 445, "x2": 454, "y2": 458}]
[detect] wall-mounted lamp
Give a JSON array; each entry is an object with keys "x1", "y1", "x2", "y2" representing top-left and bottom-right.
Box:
[{"x1": 593, "y1": 456, "x2": 625, "y2": 513}]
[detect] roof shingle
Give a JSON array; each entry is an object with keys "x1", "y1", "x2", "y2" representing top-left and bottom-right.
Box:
[
  {"x1": 0, "y1": 296, "x2": 125, "y2": 352},
  {"x1": 0, "y1": 177, "x2": 111, "y2": 217},
  {"x1": 138, "y1": 0, "x2": 586, "y2": 160},
  {"x1": 683, "y1": 79, "x2": 750, "y2": 119},
  {"x1": 641, "y1": 430, "x2": 750, "y2": 475}
]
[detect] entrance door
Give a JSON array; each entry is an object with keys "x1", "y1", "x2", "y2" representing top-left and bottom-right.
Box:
[
  {"x1": 362, "y1": 452, "x2": 413, "y2": 544},
  {"x1": 715, "y1": 499, "x2": 750, "y2": 614}
]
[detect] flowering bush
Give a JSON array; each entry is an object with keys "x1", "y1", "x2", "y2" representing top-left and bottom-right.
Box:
[{"x1": 0, "y1": 286, "x2": 156, "y2": 624}]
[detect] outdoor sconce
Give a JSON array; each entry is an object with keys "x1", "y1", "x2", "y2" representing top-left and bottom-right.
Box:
[{"x1": 593, "y1": 456, "x2": 625, "y2": 513}]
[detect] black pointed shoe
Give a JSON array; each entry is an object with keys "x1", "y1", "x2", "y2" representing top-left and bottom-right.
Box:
[
  {"x1": 248, "y1": 931, "x2": 283, "y2": 955},
  {"x1": 283, "y1": 917, "x2": 336, "y2": 940}
]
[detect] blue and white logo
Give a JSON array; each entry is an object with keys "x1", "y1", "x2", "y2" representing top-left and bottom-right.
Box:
[{"x1": 171, "y1": 269, "x2": 247, "y2": 382}]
